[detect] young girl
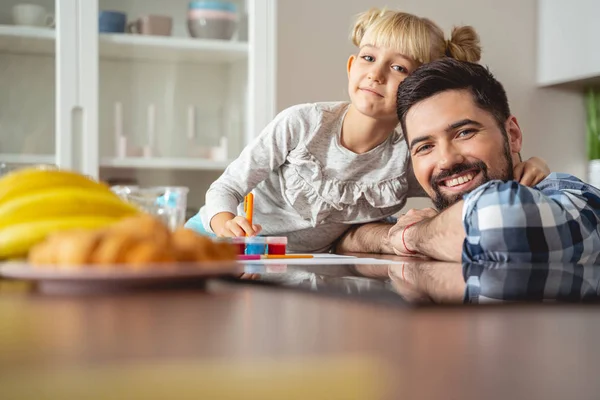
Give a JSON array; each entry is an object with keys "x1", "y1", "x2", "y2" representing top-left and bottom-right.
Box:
[{"x1": 187, "y1": 8, "x2": 548, "y2": 253}]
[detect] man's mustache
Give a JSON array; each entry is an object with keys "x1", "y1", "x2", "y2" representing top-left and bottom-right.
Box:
[{"x1": 430, "y1": 161, "x2": 488, "y2": 188}]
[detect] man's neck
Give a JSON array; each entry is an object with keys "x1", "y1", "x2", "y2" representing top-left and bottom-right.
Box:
[{"x1": 340, "y1": 105, "x2": 397, "y2": 154}]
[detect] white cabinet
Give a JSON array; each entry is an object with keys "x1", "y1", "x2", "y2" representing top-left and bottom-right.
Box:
[
  {"x1": 0, "y1": 0, "x2": 73, "y2": 170},
  {"x1": 0, "y1": 0, "x2": 276, "y2": 182},
  {"x1": 537, "y1": 0, "x2": 600, "y2": 88}
]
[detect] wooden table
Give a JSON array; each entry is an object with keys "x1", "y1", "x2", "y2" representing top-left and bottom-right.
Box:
[{"x1": 1, "y1": 258, "x2": 600, "y2": 399}]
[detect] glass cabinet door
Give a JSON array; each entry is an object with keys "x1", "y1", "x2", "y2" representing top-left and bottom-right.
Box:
[
  {"x1": 0, "y1": 0, "x2": 83, "y2": 176},
  {"x1": 80, "y1": 0, "x2": 275, "y2": 172},
  {"x1": 0, "y1": 0, "x2": 59, "y2": 174},
  {"x1": 88, "y1": 0, "x2": 252, "y2": 173},
  {"x1": 76, "y1": 0, "x2": 274, "y2": 213}
]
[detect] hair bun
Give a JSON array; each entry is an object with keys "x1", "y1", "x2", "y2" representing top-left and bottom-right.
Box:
[{"x1": 446, "y1": 26, "x2": 482, "y2": 63}]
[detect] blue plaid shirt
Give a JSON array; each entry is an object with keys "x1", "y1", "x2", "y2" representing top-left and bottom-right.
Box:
[{"x1": 462, "y1": 173, "x2": 600, "y2": 263}]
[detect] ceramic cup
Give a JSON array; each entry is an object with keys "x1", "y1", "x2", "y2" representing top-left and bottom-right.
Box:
[
  {"x1": 99, "y1": 10, "x2": 127, "y2": 33},
  {"x1": 12, "y1": 4, "x2": 54, "y2": 28},
  {"x1": 127, "y1": 15, "x2": 173, "y2": 36}
]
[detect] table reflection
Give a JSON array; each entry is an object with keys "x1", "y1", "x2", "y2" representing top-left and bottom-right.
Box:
[
  {"x1": 237, "y1": 256, "x2": 600, "y2": 305},
  {"x1": 464, "y1": 263, "x2": 600, "y2": 303}
]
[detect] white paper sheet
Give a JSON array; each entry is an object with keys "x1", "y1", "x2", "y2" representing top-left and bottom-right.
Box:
[{"x1": 238, "y1": 256, "x2": 403, "y2": 265}]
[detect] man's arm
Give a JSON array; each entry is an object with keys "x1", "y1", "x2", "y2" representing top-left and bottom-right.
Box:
[
  {"x1": 394, "y1": 177, "x2": 600, "y2": 263},
  {"x1": 335, "y1": 223, "x2": 395, "y2": 254},
  {"x1": 388, "y1": 262, "x2": 466, "y2": 304},
  {"x1": 389, "y1": 202, "x2": 465, "y2": 262}
]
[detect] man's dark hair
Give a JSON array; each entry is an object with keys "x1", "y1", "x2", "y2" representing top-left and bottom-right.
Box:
[{"x1": 396, "y1": 58, "x2": 511, "y2": 137}]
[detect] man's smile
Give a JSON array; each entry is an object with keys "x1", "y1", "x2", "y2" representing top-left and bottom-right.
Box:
[{"x1": 437, "y1": 169, "x2": 482, "y2": 193}]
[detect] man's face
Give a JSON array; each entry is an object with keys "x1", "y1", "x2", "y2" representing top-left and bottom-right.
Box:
[{"x1": 405, "y1": 89, "x2": 520, "y2": 210}]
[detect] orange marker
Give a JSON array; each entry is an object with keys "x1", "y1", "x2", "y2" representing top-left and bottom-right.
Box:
[{"x1": 243, "y1": 193, "x2": 254, "y2": 236}]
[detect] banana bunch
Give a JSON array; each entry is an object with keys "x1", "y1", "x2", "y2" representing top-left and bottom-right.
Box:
[{"x1": 0, "y1": 167, "x2": 140, "y2": 259}]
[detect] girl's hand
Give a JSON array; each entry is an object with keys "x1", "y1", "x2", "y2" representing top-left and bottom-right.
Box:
[
  {"x1": 222, "y1": 216, "x2": 262, "y2": 237},
  {"x1": 513, "y1": 156, "x2": 550, "y2": 187},
  {"x1": 211, "y1": 213, "x2": 262, "y2": 237}
]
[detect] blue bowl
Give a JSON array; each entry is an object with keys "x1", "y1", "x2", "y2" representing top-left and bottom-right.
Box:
[
  {"x1": 188, "y1": 1, "x2": 237, "y2": 12},
  {"x1": 99, "y1": 10, "x2": 126, "y2": 33}
]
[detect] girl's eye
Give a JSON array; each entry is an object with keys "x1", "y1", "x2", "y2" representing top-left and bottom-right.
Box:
[
  {"x1": 392, "y1": 65, "x2": 408, "y2": 73},
  {"x1": 361, "y1": 55, "x2": 375, "y2": 62}
]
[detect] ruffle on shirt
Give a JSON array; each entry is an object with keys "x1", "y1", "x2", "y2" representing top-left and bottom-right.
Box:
[{"x1": 280, "y1": 147, "x2": 409, "y2": 225}]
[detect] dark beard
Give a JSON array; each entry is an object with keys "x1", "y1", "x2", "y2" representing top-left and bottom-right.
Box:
[
  {"x1": 430, "y1": 161, "x2": 488, "y2": 210},
  {"x1": 430, "y1": 143, "x2": 514, "y2": 210}
]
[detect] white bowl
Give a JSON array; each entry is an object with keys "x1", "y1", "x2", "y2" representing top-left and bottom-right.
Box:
[{"x1": 187, "y1": 18, "x2": 237, "y2": 40}]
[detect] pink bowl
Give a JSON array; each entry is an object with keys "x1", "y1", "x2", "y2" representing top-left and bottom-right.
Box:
[{"x1": 187, "y1": 9, "x2": 237, "y2": 21}]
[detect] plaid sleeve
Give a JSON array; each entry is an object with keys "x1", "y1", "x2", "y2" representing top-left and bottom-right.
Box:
[{"x1": 461, "y1": 174, "x2": 600, "y2": 263}]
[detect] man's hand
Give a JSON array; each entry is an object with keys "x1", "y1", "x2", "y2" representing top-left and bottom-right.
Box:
[{"x1": 387, "y1": 208, "x2": 438, "y2": 256}]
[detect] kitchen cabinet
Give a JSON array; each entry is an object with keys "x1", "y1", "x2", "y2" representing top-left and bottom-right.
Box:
[
  {"x1": 537, "y1": 0, "x2": 600, "y2": 89},
  {"x1": 0, "y1": 0, "x2": 67, "y2": 171},
  {"x1": 0, "y1": 0, "x2": 276, "y2": 188}
]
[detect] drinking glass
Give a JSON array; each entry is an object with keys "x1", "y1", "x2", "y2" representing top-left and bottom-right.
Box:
[{"x1": 111, "y1": 186, "x2": 189, "y2": 230}]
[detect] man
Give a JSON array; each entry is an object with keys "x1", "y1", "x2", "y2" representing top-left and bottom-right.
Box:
[{"x1": 338, "y1": 58, "x2": 600, "y2": 263}]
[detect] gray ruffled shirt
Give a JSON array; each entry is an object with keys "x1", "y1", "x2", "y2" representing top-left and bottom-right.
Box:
[{"x1": 200, "y1": 102, "x2": 424, "y2": 253}]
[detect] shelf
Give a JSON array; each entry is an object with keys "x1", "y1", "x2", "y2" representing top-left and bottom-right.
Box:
[
  {"x1": 0, "y1": 25, "x2": 248, "y2": 63},
  {"x1": 100, "y1": 33, "x2": 248, "y2": 64},
  {"x1": 0, "y1": 25, "x2": 54, "y2": 56},
  {"x1": 0, "y1": 154, "x2": 55, "y2": 164},
  {"x1": 537, "y1": 74, "x2": 600, "y2": 91},
  {"x1": 100, "y1": 157, "x2": 231, "y2": 171},
  {"x1": 0, "y1": 154, "x2": 230, "y2": 170}
]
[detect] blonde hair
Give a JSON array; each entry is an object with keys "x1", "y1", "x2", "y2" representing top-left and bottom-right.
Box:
[{"x1": 351, "y1": 8, "x2": 481, "y2": 65}]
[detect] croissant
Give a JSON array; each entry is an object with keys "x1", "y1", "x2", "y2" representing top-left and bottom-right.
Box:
[{"x1": 28, "y1": 214, "x2": 236, "y2": 268}]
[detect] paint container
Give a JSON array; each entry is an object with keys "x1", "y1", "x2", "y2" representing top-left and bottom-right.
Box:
[
  {"x1": 230, "y1": 237, "x2": 246, "y2": 255},
  {"x1": 266, "y1": 236, "x2": 288, "y2": 255},
  {"x1": 214, "y1": 237, "x2": 245, "y2": 255},
  {"x1": 245, "y1": 236, "x2": 267, "y2": 255}
]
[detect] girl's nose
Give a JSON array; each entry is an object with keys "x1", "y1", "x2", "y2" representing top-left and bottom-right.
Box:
[{"x1": 368, "y1": 65, "x2": 385, "y2": 83}]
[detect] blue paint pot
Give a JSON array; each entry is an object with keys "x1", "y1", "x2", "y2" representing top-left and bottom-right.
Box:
[{"x1": 245, "y1": 237, "x2": 266, "y2": 255}]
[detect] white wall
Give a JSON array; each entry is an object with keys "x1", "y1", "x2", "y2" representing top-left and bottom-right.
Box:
[{"x1": 276, "y1": 0, "x2": 586, "y2": 209}]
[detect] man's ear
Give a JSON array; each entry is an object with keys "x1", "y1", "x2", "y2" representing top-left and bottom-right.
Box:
[
  {"x1": 505, "y1": 115, "x2": 523, "y2": 154},
  {"x1": 347, "y1": 54, "x2": 356, "y2": 78}
]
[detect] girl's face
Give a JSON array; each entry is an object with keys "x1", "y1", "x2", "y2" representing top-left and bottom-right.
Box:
[{"x1": 347, "y1": 35, "x2": 418, "y2": 122}]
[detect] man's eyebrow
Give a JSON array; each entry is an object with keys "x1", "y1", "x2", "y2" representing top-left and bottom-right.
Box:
[
  {"x1": 408, "y1": 119, "x2": 483, "y2": 150},
  {"x1": 446, "y1": 119, "x2": 483, "y2": 132}
]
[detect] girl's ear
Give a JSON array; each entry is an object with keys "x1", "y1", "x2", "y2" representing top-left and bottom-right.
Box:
[
  {"x1": 505, "y1": 115, "x2": 523, "y2": 154},
  {"x1": 347, "y1": 55, "x2": 356, "y2": 78}
]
